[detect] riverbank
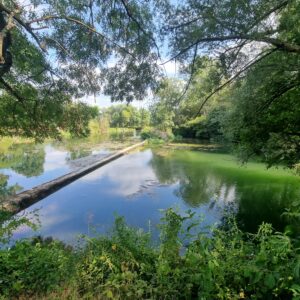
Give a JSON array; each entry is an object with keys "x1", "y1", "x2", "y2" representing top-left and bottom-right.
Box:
[
  {"x1": 1, "y1": 208, "x2": 299, "y2": 299},
  {"x1": 1, "y1": 139, "x2": 299, "y2": 299}
]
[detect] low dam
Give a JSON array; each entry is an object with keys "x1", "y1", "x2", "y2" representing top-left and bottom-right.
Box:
[{"x1": 3, "y1": 141, "x2": 146, "y2": 214}]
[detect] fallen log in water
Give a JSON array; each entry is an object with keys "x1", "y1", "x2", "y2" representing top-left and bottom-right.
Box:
[{"x1": 3, "y1": 141, "x2": 146, "y2": 214}]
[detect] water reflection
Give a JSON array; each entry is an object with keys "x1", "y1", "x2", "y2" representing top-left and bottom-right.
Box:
[
  {"x1": 9, "y1": 147, "x2": 300, "y2": 244},
  {"x1": 0, "y1": 174, "x2": 22, "y2": 203},
  {"x1": 0, "y1": 144, "x2": 45, "y2": 177},
  {"x1": 150, "y1": 149, "x2": 300, "y2": 232},
  {"x1": 0, "y1": 138, "x2": 136, "y2": 195}
]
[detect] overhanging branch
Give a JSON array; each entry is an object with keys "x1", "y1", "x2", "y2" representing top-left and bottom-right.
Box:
[
  {"x1": 194, "y1": 49, "x2": 277, "y2": 116},
  {"x1": 29, "y1": 15, "x2": 134, "y2": 57},
  {"x1": 0, "y1": 77, "x2": 25, "y2": 106}
]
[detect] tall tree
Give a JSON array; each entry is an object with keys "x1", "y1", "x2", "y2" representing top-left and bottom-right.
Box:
[
  {"x1": 0, "y1": 0, "x2": 160, "y2": 138},
  {"x1": 160, "y1": 0, "x2": 300, "y2": 166},
  {"x1": 161, "y1": 0, "x2": 300, "y2": 109}
]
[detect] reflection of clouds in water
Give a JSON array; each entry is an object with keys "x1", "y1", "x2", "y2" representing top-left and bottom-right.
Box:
[
  {"x1": 43, "y1": 145, "x2": 69, "y2": 171},
  {"x1": 211, "y1": 184, "x2": 237, "y2": 204},
  {"x1": 126, "y1": 179, "x2": 171, "y2": 200},
  {"x1": 107, "y1": 157, "x2": 156, "y2": 197},
  {"x1": 219, "y1": 184, "x2": 236, "y2": 204},
  {"x1": 13, "y1": 224, "x2": 33, "y2": 235},
  {"x1": 108, "y1": 168, "x2": 157, "y2": 198},
  {"x1": 208, "y1": 184, "x2": 237, "y2": 213},
  {"x1": 82, "y1": 150, "x2": 159, "y2": 198},
  {"x1": 13, "y1": 209, "x2": 41, "y2": 235},
  {"x1": 37, "y1": 204, "x2": 71, "y2": 233},
  {"x1": 14, "y1": 203, "x2": 71, "y2": 237}
]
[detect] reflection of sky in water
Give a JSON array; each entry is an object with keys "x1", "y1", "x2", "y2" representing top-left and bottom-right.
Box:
[
  {"x1": 12, "y1": 150, "x2": 223, "y2": 244},
  {"x1": 1, "y1": 145, "x2": 112, "y2": 192},
  {"x1": 9, "y1": 147, "x2": 300, "y2": 244}
]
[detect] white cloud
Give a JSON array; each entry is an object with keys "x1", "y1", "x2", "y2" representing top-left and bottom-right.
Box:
[
  {"x1": 81, "y1": 151, "x2": 158, "y2": 198},
  {"x1": 43, "y1": 145, "x2": 70, "y2": 171}
]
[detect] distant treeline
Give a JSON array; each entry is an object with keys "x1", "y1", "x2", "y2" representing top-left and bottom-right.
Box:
[{"x1": 98, "y1": 105, "x2": 150, "y2": 129}]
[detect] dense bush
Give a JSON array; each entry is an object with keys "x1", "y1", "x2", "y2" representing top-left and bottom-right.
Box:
[
  {"x1": 0, "y1": 209, "x2": 300, "y2": 299},
  {"x1": 141, "y1": 127, "x2": 174, "y2": 141},
  {"x1": 0, "y1": 238, "x2": 74, "y2": 298}
]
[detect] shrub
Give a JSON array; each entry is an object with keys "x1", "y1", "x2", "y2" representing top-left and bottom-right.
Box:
[
  {"x1": 1, "y1": 209, "x2": 300, "y2": 299},
  {"x1": 0, "y1": 238, "x2": 74, "y2": 298},
  {"x1": 141, "y1": 127, "x2": 174, "y2": 141}
]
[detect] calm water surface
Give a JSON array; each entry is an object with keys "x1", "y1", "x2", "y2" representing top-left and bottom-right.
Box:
[
  {"x1": 4, "y1": 144, "x2": 299, "y2": 243},
  {"x1": 0, "y1": 139, "x2": 132, "y2": 192}
]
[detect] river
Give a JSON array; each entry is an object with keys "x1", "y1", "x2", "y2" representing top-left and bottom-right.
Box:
[{"x1": 1, "y1": 139, "x2": 299, "y2": 243}]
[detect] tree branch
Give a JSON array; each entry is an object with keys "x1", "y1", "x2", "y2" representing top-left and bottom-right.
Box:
[
  {"x1": 167, "y1": 1, "x2": 289, "y2": 32},
  {"x1": 28, "y1": 15, "x2": 134, "y2": 57},
  {"x1": 119, "y1": 0, "x2": 161, "y2": 59},
  {"x1": 258, "y1": 82, "x2": 299, "y2": 112},
  {"x1": 175, "y1": 44, "x2": 198, "y2": 103},
  {"x1": 245, "y1": 0, "x2": 289, "y2": 34},
  {"x1": 0, "y1": 3, "x2": 46, "y2": 52},
  {"x1": 164, "y1": 34, "x2": 300, "y2": 65},
  {"x1": 0, "y1": 77, "x2": 25, "y2": 105},
  {"x1": 162, "y1": 0, "x2": 296, "y2": 65},
  {"x1": 194, "y1": 49, "x2": 276, "y2": 116}
]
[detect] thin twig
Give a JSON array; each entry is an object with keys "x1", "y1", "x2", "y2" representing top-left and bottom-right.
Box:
[{"x1": 174, "y1": 44, "x2": 198, "y2": 103}]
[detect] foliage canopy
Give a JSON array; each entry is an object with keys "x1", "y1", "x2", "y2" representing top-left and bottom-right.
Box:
[{"x1": 0, "y1": 0, "x2": 299, "y2": 164}]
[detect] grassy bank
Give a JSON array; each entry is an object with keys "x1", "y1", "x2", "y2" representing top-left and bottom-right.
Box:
[{"x1": 0, "y1": 209, "x2": 299, "y2": 299}]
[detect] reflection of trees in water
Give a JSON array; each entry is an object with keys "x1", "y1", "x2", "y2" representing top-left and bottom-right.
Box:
[
  {"x1": 150, "y1": 150, "x2": 236, "y2": 208},
  {"x1": 0, "y1": 174, "x2": 22, "y2": 202},
  {"x1": 68, "y1": 149, "x2": 92, "y2": 160},
  {"x1": 176, "y1": 174, "x2": 237, "y2": 208},
  {"x1": 149, "y1": 152, "x2": 179, "y2": 185},
  {"x1": 235, "y1": 184, "x2": 300, "y2": 233},
  {"x1": 150, "y1": 149, "x2": 300, "y2": 232},
  {"x1": 109, "y1": 130, "x2": 134, "y2": 141},
  {"x1": 0, "y1": 144, "x2": 45, "y2": 177}
]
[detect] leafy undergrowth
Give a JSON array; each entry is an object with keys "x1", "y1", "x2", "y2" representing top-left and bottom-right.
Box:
[{"x1": 1, "y1": 209, "x2": 300, "y2": 300}]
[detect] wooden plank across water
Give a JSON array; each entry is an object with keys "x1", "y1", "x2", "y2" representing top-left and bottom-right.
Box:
[{"x1": 3, "y1": 141, "x2": 146, "y2": 214}]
